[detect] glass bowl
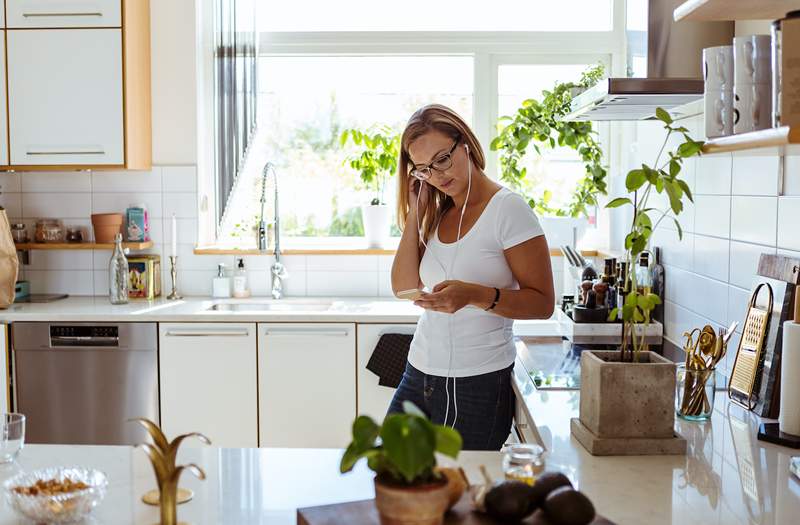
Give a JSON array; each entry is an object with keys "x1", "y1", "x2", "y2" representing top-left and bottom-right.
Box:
[{"x1": 3, "y1": 466, "x2": 108, "y2": 523}]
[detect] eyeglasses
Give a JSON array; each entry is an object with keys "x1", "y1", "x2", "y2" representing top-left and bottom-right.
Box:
[{"x1": 408, "y1": 138, "x2": 460, "y2": 181}]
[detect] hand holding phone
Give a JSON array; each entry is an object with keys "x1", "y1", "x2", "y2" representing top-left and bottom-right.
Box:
[{"x1": 397, "y1": 289, "x2": 423, "y2": 301}]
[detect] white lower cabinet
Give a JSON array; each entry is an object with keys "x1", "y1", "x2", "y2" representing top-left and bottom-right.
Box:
[
  {"x1": 356, "y1": 324, "x2": 416, "y2": 422},
  {"x1": 159, "y1": 323, "x2": 258, "y2": 448},
  {"x1": 258, "y1": 323, "x2": 356, "y2": 448}
]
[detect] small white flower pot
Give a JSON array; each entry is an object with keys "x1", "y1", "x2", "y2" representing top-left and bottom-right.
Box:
[{"x1": 362, "y1": 204, "x2": 390, "y2": 249}]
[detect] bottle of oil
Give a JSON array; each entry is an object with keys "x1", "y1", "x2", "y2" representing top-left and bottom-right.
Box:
[{"x1": 636, "y1": 252, "x2": 652, "y2": 295}]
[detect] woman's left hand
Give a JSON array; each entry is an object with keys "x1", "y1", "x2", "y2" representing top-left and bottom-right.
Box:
[{"x1": 414, "y1": 280, "x2": 486, "y2": 313}]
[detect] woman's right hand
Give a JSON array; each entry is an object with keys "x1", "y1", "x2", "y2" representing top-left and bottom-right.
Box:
[{"x1": 409, "y1": 179, "x2": 431, "y2": 216}]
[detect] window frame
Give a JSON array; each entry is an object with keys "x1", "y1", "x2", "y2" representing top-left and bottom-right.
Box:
[{"x1": 199, "y1": 0, "x2": 627, "y2": 247}]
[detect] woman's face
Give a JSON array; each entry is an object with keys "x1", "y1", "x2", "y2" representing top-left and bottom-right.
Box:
[{"x1": 407, "y1": 130, "x2": 471, "y2": 197}]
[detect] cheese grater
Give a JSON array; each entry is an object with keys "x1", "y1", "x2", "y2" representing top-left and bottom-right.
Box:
[{"x1": 728, "y1": 283, "x2": 774, "y2": 410}]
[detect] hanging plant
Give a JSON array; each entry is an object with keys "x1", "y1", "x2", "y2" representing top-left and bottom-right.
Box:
[{"x1": 490, "y1": 64, "x2": 607, "y2": 217}]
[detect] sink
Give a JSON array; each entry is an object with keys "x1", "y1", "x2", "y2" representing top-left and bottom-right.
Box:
[{"x1": 207, "y1": 300, "x2": 333, "y2": 313}]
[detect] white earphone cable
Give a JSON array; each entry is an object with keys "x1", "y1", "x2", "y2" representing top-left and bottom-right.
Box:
[{"x1": 414, "y1": 141, "x2": 471, "y2": 429}]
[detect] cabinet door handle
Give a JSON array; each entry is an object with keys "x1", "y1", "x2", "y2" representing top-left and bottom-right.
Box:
[
  {"x1": 263, "y1": 328, "x2": 350, "y2": 337},
  {"x1": 23, "y1": 12, "x2": 104, "y2": 18},
  {"x1": 26, "y1": 150, "x2": 105, "y2": 156},
  {"x1": 165, "y1": 329, "x2": 250, "y2": 337}
]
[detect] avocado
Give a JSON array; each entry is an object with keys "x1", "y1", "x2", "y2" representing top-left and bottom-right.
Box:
[
  {"x1": 529, "y1": 472, "x2": 573, "y2": 510},
  {"x1": 543, "y1": 487, "x2": 596, "y2": 525},
  {"x1": 484, "y1": 480, "x2": 538, "y2": 522}
]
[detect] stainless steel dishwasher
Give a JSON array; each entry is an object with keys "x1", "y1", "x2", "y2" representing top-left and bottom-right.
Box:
[{"x1": 12, "y1": 322, "x2": 159, "y2": 446}]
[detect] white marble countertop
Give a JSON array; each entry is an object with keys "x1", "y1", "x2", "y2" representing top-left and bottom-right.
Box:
[
  {"x1": 0, "y1": 445, "x2": 502, "y2": 524},
  {"x1": 512, "y1": 337, "x2": 800, "y2": 525},
  {"x1": 0, "y1": 296, "x2": 558, "y2": 335},
  {"x1": 0, "y1": 296, "x2": 424, "y2": 323}
]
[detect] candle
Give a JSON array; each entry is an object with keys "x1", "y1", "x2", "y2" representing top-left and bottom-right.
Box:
[{"x1": 171, "y1": 214, "x2": 177, "y2": 257}]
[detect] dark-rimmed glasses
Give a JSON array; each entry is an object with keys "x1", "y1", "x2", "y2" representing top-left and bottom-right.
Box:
[{"x1": 408, "y1": 138, "x2": 460, "y2": 181}]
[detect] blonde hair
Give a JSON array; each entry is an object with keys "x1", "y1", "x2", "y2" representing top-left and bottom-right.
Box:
[{"x1": 397, "y1": 104, "x2": 485, "y2": 241}]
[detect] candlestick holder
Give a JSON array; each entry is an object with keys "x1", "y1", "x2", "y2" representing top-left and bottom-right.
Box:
[{"x1": 167, "y1": 255, "x2": 182, "y2": 300}]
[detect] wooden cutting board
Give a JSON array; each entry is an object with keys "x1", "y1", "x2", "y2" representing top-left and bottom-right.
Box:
[{"x1": 297, "y1": 493, "x2": 616, "y2": 525}]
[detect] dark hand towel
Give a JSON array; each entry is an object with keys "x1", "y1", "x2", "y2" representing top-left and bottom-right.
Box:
[{"x1": 366, "y1": 334, "x2": 413, "y2": 388}]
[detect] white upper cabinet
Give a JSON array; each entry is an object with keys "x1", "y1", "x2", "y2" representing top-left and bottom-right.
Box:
[
  {"x1": 6, "y1": 0, "x2": 121, "y2": 28},
  {"x1": 7, "y1": 29, "x2": 124, "y2": 166},
  {"x1": 0, "y1": 36, "x2": 8, "y2": 167}
]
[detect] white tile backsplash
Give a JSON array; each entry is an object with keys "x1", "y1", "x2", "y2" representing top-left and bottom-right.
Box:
[
  {"x1": 22, "y1": 192, "x2": 91, "y2": 219},
  {"x1": 0, "y1": 173, "x2": 21, "y2": 193},
  {"x1": 92, "y1": 168, "x2": 163, "y2": 193},
  {"x1": 777, "y1": 197, "x2": 800, "y2": 251},
  {"x1": 0, "y1": 193, "x2": 22, "y2": 219},
  {"x1": 307, "y1": 271, "x2": 379, "y2": 297},
  {"x1": 307, "y1": 255, "x2": 378, "y2": 272},
  {"x1": 729, "y1": 241, "x2": 775, "y2": 290},
  {"x1": 730, "y1": 196, "x2": 777, "y2": 245},
  {"x1": 694, "y1": 195, "x2": 730, "y2": 238},
  {"x1": 162, "y1": 166, "x2": 197, "y2": 192},
  {"x1": 693, "y1": 235, "x2": 729, "y2": 282},
  {"x1": 20, "y1": 172, "x2": 91, "y2": 193},
  {"x1": 731, "y1": 153, "x2": 780, "y2": 196},
  {"x1": 695, "y1": 154, "x2": 732, "y2": 195},
  {"x1": 92, "y1": 192, "x2": 164, "y2": 218},
  {"x1": 25, "y1": 270, "x2": 94, "y2": 295},
  {"x1": 162, "y1": 192, "x2": 197, "y2": 218}
]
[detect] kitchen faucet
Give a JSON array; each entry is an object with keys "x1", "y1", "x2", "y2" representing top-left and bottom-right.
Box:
[{"x1": 258, "y1": 162, "x2": 288, "y2": 299}]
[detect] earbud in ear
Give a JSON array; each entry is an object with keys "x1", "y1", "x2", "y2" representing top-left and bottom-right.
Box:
[{"x1": 464, "y1": 143, "x2": 470, "y2": 154}]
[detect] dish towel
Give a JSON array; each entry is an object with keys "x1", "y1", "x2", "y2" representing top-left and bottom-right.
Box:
[{"x1": 366, "y1": 334, "x2": 413, "y2": 388}]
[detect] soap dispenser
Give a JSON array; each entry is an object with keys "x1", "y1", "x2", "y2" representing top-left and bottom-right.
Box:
[
  {"x1": 212, "y1": 263, "x2": 231, "y2": 298},
  {"x1": 232, "y1": 258, "x2": 251, "y2": 298}
]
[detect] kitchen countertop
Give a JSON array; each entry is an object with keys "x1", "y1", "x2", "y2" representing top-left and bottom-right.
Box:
[
  {"x1": 0, "y1": 296, "x2": 558, "y2": 334},
  {"x1": 512, "y1": 337, "x2": 800, "y2": 525},
  {"x1": 0, "y1": 445, "x2": 502, "y2": 524}
]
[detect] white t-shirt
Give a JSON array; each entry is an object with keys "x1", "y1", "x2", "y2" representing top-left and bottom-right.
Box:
[{"x1": 407, "y1": 187, "x2": 545, "y2": 378}]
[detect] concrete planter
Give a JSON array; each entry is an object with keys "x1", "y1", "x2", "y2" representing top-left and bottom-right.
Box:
[{"x1": 571, "y1": 350, "x2": 687, "y2": 456}]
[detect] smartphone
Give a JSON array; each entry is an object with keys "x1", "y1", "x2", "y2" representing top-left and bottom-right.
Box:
[{"x1": 397, "y1": 289, "x2": 423, "y2": 301}]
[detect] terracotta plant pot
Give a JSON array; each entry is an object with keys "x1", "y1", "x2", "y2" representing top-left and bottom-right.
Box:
[
  {"x1": 374, "y1": 477, "x2": 450, "y2": 525},
  {"x1": 91, "y1": 213, "x2": 124, "y2": 243},
  {"x1": 571, "y1": 350, "x2": 687, "y2": 456}
]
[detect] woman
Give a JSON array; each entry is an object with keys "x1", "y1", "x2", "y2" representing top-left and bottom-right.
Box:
[{"x1": 389, "y1": 104, "x2": 555, "y2": 450}]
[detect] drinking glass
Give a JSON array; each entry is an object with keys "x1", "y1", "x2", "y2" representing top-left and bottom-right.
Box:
[{"x1": 0, "y1": 413, "x2": 25, "y2": 463}]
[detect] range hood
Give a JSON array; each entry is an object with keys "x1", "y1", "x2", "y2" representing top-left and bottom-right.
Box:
[{"x1": 564, "y1": 0, "x2": 733, "y2": 121}]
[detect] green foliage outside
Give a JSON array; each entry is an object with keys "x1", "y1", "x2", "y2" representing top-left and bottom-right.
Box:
[
  {"x1": 340, "y1": 401, "x2": 462, "y2": 485},
  {"x1": 340, "y1": 125, "x2": 401, "y2": 205},
  {"x1": 490, "y1": 64, "x2": 607, "y2": 218},
  {"x1": 606, "y1": 108, "x2": 704, "y2": 361}
]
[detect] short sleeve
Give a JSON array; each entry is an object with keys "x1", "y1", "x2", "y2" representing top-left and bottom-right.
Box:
[{"x1": 495, "y1": 191, "x2": 545, "y2": 250}]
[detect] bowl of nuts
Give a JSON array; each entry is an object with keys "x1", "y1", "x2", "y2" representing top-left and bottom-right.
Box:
[{"x1": 3, "y1": 466, "x2": 108, "y2": 523}]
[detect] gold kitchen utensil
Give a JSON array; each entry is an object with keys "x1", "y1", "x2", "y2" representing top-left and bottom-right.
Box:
[
  {"x1": 131, "y1": 418, "x2": 210, "y2": 525},
  {"x1": 728, "y1": 283, "x2": 774, "y2": 411}
]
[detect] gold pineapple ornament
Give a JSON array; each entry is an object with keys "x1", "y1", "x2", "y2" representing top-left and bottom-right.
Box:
[{"x1": 131, "y1": 418, "x2": 211, "y2": 525}]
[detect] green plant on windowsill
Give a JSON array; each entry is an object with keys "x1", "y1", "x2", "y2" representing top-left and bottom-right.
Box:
[
  {"x1": 340, "y1": 125, "x2": 400, "y2": 206},
  {"x1": 490, "y1": 64, "x2": 607, "y2": 218},
  {"x1": 606, "y1": 108, "x2": 704, "y2": 362}
]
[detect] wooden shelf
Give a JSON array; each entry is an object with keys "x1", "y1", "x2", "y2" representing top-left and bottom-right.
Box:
[
  {"x1": 15, "y1": 241, "x2": 153, "y2": 251},
  {"x1": 701, "y1": 126, "x2": 800, "y2": 154},
  {"x1": 674, "y1": 0, "x2": 799, "y2": 21}
]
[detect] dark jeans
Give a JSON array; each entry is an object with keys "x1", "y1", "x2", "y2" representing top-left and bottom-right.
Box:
[{"x1": 386, "y1": 363, "x2": 515, "y2": 451}]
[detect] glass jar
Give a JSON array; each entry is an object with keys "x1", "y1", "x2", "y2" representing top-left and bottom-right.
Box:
[
  {"x1": 502, "y1": 444, "x2": 545, "y2": 485},
  {"x1": 676, "y1": 364, "x2": 716, "y2": 421},
  {"x1": 11, "y1": 223, "x2": 28, "y2": 244},
  {"x1": 34, "y1": 219, "x2": 64, "y2": 243},
  {"x1": 66, "y1": 228, "x2": 83, "y2": 243}
]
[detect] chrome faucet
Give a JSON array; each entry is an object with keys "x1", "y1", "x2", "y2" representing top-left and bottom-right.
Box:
[{"x1": 259, "y1": 162, "x2": 288, "y2": 299}]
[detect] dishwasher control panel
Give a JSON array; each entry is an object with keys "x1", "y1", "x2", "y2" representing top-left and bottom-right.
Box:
[{"x1": 50, "y1": 325, "x2": 120, "y2": 347}]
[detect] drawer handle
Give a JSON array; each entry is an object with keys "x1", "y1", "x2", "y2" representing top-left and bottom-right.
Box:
[
  {"x1": 264, "y1": 329, "x2": 349, "y2": 337},
  {"x1": 165, "y1": 330, "x2": 250, "y2": 337},
  {"x1": 23, "y1": 12, "x2": 104, "y2": 18},
  {"x1": 26, "y1": 150, "x2": 105, "y2": 156}
]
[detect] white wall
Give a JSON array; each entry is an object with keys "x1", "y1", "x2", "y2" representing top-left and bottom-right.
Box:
[{"x1": 611, "y1": 116, "x2": 800, "y2": 378}]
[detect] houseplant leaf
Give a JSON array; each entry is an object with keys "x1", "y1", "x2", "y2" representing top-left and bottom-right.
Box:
[{"x1": 380, "y1": 414, "x2": 436, "y2": 484}]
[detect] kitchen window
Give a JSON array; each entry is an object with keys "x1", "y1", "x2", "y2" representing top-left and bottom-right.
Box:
[{"x1": 204, "y1": 0, "x2": 626, "y2": 248}]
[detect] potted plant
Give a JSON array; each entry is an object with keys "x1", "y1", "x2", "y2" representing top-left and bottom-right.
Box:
[
  {"x1": 340, "y1": 125, "x2": 400, "y2": 248},
  {"x1": 340, "y1": 402, "x2": 462, "y2": 525},
  {"x1": 490, "y1": 64, "x2": 606, "y2": 248},
  {"x1": 570, "y1": 108, "x2": 704, "y2": 456}
]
